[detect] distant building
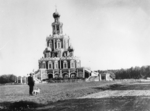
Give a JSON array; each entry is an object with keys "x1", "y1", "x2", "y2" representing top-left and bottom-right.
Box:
[
  {"x1": 101, "y1": 72, "x2": 114, "y2": 81},
  {"x1": 86, "y1": 71, "x2": 115, "y2": 82},
  {"x1": 16, "y1": 76, "x2": 27, "y2": 84},
  {"x1": 36, "y1": 10, "x2": 90, "y2": 80}
]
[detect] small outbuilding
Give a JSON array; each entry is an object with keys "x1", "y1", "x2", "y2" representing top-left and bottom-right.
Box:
[
  {"x1": 86, "y1": 71, "x2": 115, "y2": 82},
  {"x1": 101, "y1": 71, "x2": 115, "y2": 81}
]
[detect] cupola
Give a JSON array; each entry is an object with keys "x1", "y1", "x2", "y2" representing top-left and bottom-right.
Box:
[{"x1": 52, "y1": 9, "x2": 63, "y2": 35}]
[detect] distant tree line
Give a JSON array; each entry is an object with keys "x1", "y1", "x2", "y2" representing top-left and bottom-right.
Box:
[
  {"x1": 106, "y1": 66, "x2": 150, "y2": 79},
  {"x1": 0, "y1": 74, "x2": 17, "y2": 84}
]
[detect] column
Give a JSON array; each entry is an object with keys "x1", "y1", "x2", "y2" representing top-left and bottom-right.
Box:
[
  {"x1": 40, "y1": 70, "x2": 42, "y2": 81},
  {"x1": 16, "y1": 76, "x2": 18, "y2": 83},
  {"x1": 55, "y1": 25, "x2": 57, "y2": 34},
  {"x1": 83, "y1": 68, "x2": 85, "y2": 78},
  {"x1": 20, "y1": 77, "x2": 22, "y2": 84},
  {"x1": 53, "y1": 70, "x2": 55, "y2": 78},
  {"x1": 24, "y1": 77, "x2": 26, "y2": 84},
  {"x1": 77, "y1": 69, "x2": 78, "y2": 78},
  {"x1": 60, "y1": 59, "x2": 62, "y2": 78},
  {"x1": 60, "y1": 70, "x2": 62, "y2": 78},
  {"x1": 64, "y1": 39, "x2": 66, "y2": 50},
  {"x1": 53, "y1": 39, "x2": 55, "y2": 51},
  {"x1": 99, "y1": 74, "x2": 102, "y2": 81},
  {"x1": 59, "y1": 59, "x2": 61, "y2": 69},
  {"x1": 68, "y1": 69, "x2": 70, "y2": 78}
]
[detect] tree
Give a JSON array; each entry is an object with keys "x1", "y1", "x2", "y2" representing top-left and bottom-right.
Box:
[{"x1": 0, "y1": 74, "x2": 17, "y2": 84}]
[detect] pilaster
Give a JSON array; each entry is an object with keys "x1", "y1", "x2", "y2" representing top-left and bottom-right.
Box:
[
  {"x1": 60, "y1": 59, "x2": 61, "y2": 69},
  {"x1": 60, "y1": 70, "x2": 62, "y2": 78}
]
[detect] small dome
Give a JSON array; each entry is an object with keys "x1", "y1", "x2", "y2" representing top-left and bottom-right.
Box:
[
  {"x1": 68, "y1": 46, "x2": 74, "y2": 52},
  {"x1": 53, "y1": 11, "x2": 60, "y2": 18},
  {"x1": 43, "y1": 47, "x2": 51, "y2": 54}
]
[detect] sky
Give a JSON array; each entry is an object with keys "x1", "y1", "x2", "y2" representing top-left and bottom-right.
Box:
[{"x1": 0, "y1": 0, "x2": 150, "y2": 76}]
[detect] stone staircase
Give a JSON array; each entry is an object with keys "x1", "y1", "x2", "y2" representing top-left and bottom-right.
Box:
[{"x1": 86, "y1": 76, "x2": 100, "y2": 82}]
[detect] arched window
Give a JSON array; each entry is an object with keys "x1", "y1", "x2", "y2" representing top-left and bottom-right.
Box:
[
  {"x1": 54, "y1": 61, "x2": 58, "y2": 69},
  {"x1": 57, "y1": 51, "x2": 61, "y2": 57},
  {"x1": 57, "y1": 39, "x2": 61, "y2": 49},
  {"x1": 53, "y1": 25, "x2": 55, "y2": 34},
  {"x1": 70, "y1": 60, "x2": 75, "y2": 68},
  {"x1": 43, "y1": 62, "x2": 46, "y2": 69},
  {"x1": 57, "y1": 25, "x2": 59, "y2": 30},
  {"x1": 49, "y1": 52, "x2": 51, "y2": 57},
  {"x1": 48, "y1": 61, "x2": 53, "y2": 69},
  {"x1": 76, "y1": 60, "x2": 81, "y2": 68},
  {"x1": 49, "y1": 41, "x2": 52, "y2": 49},
  {"x1": 46, "y1": 53, "x2": 50, "y2": 58},
  {"x1": 39, "y1": 62, "x2": 42, "y2": 68},
  {"x1": 63, "y1": 61, "x2": 68, "y2": 69}
]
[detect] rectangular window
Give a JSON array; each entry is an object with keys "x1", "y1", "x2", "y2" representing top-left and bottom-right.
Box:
[
  {"x1": 71, "y1": 63, "x2": 74, "y2": 68},
  {"x1": 58, "y1": 42, "x2": 61, "y2": 49}
]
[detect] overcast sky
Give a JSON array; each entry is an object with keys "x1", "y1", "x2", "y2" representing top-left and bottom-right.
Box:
[{"x1": 0, "y1": 0, "x2": 150, "y2": 76}]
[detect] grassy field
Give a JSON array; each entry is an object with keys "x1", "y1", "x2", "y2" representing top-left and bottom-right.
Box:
[
  {"x1": 0, "y1": 81, "x2": 118, "y2": 110},
  {"x1": 0, "y1": 80, "x2": 150, "y2": 111}
]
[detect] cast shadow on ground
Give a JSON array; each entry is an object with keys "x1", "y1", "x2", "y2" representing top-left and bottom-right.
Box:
[
  {"x1": 1, "y1": 96, "x2": 150, "y2": 111},
  {"x1": 0, "y1": 100, "x2": 45, "y2": 111},
  {"x1": 33, "y1": 96, "x2": 150, "y2": 111},
  {"x1": 92, "y1": 83, "x2": 150, "y2": 91}
]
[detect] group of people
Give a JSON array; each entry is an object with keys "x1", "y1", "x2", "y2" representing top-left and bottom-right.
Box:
[{"x1": 27, "y1": 74, "x2": 35, "y2": 96}]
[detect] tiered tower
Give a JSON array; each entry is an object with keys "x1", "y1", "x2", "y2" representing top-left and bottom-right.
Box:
[{"x1": 38, "y1": 10, "x2": 89, "y2": 80}]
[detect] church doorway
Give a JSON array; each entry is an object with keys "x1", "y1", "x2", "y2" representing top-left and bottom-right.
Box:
[
  {"x1": 48, "y1": 74, "x2": 53, "y2": 79},
  {"x1": 85, "y1": 70, "x2": 90, "y2": 78},
  {"x1": 101, "y1": 75, "x2": 106, "y2": 80}
]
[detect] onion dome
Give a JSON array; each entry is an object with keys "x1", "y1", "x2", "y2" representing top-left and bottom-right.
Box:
[
  {"x1": 68, "y1": 45, "x2": 74, "y2": 52},
  {"x1": 43, "y1": 47, "x2": 51, "y2": 54},
  {"x1": 53, "y1": 11, "x2": 60, "y2": 19}
]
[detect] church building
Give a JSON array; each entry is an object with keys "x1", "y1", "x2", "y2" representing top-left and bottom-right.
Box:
[{"x1": 36, "y1": 10, "x2": 90, "y2": 80}]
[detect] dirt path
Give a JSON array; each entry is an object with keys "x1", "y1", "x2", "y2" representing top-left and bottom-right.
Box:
[
  {"x1": 26, "y1": 82, "x2": 150, "y2": 111},
  {"x1": 80, "y1": 90, "x2": 150, "y2": 99}
]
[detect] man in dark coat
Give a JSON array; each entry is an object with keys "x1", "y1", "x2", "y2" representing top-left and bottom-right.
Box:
[{"x1": 27, "y1": 74, "x2": 35, "y2": 95}]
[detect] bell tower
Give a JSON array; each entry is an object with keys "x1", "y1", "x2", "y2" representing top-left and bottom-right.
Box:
[{"x1": 52, "y1": 9, "x2": 63, "y2": 35}]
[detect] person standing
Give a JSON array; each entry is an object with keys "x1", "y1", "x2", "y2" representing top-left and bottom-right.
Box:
[{"x1": 27, "y1": 74, "x2": 35, "y2": 95}]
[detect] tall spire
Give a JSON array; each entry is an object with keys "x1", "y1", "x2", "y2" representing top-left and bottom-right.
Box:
[{"x1": 55, "y1": 5, "x2": 57, "y2": 13}]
